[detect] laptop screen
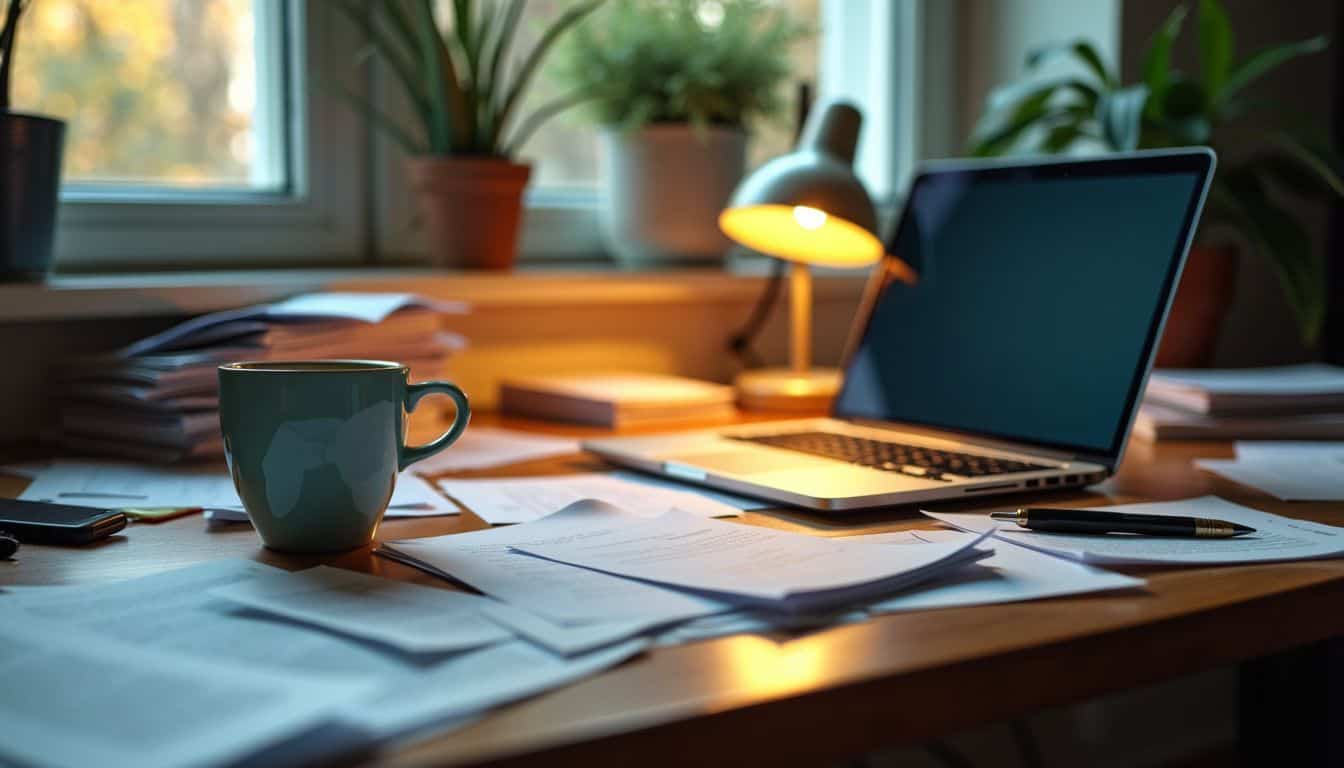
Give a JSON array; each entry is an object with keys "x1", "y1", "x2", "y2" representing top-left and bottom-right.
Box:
[{"x1": 833, "y1": 151, "x2": 1214, "y2": 461}]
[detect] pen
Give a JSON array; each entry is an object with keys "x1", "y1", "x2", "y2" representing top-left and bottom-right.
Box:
[{"x1": 989, "y1": 508, "x2": 1256, "y2": 538}]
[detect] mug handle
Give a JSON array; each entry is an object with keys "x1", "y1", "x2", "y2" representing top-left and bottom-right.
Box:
[{"x1": 399, "y1": 381, "x2": 471, "y2": 471}]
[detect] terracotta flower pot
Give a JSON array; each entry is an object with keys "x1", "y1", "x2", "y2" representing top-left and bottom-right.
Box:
[
  {"x1": 407, "y1": 157, "x2": 531, "y2": 270},
  {"x1": 1155, "y1": 244, "x2": 1238, "y2": 368}
]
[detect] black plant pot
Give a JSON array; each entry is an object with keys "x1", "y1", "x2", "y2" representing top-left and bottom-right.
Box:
[{"x1": 0, "y1": 113, "x2": 64, "y2": 281}]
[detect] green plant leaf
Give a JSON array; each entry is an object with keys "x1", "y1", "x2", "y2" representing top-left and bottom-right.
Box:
[
  {"x1": 332, "y1": 1, "x2": 432, "y2": 132},
  {"x1": 1264, "y1": 132, "x2": 1344, "y2": 197},
  {"x1": 1216, "y1": 36, "x2": 1328, "y2": 110},
  {"x1": 969, "y1": 86, "x2": 1063, "y2": 156},
  {"x1": 413, "y1": 0, "x2": 453, "y2": 153},
  {"x1": 1097, "y1": 84, "x2": 1149, "y2": 151},
  {"x1": 325, "y1": 84, "x2": 425, "y2": 155},
  {"x1": 504, "y1": 90, "x2": 595, "y2": 155},
  {"x1": 1026, "y1": 40, "x2": 1116, "y2": 87},
  {"x1": 1198, "y1": 0, "x2": 1234, "y2": 97},
  {"x1": 1220, "y1": 168, "x2": 1326, "y2": 344},
  {"x1": 1042, "y1": 123, "x2": 1086, "y2": 153},
  {"x1": 1161, "y1": 78, "x2": 1207, "y2": 119},
  {"x1": 493, "y1": 0, "x2": 604, "y2": 151},
  {"x1": 1142, "y1": 4, "x2": 1188, "y2": 119}
]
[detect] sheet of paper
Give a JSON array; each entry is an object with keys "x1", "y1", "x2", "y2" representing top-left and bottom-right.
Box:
[
  {"x1": 475, "y1": 602, "x2": 671, "y2": 656},
  {"x1": 410, "y1": 427, "x2": 580, "y2": 474},
  {"x1": 862, "y1": 530, "x2": 1143, "y2": 613},
  {"x1": 924, "y1": 496, "x2": 1344, "y2": 565},
  {"x1": 513, "y1": 509, "x2": 992, "y2": 612},
  {"x1": 209, "y1": 565, "x2": 513, "y2": 654},
  {"x1": 17, "y1": 461, "x2": 458, "y2": 519},
  {"x1": 349, "y1": 638, "x2": 646, "y2": 738},
  {"x1": 1236, "y1": 441, "x2": 1344, "y2": 460},
  {"x1": 435, "y1": 472, "x2": 743, "y2": 524},
  {"x1": 1150, "y1": 363, "x2": 1344, "y2": 394},
  {"x1": 655, "y1": 609, "x2": 869, "y2": 645},
  {"x1": 382, "y1": 500, "x2": 726, "y2": 625},
  {"x1": 0, "y1": 559, "x2": 644, "y2": 740},
  {"x1": 0, "y1": 613, "x2": 368, "y2": 768},
  {"x1": 18, "y1": 459, "x2": 240, "y2": 508},
  {"x1": 609, "y1": 469, "x2": 771, "y2": 510},
  {"x1": 1197, "y1": 456, "x2": 1344, "y2": 501}
]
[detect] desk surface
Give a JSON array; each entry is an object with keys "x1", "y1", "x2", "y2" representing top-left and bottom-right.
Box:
[{"x1": 5, "y1": 414, "x2": 1344, "y2": 768}]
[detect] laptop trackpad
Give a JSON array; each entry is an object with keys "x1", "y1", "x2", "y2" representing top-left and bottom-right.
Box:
[{"x1": 658, "y1": 450, "x2": 819, "y2": 476}]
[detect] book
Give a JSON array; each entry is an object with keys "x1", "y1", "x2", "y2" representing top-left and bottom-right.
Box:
[
  {"x1": 1145, "y1": 364, "x2": 1344, "y2": 416},
  {"x1": 1131, "y1": 401, "x2": 1344, "y2": 441},
  {"x1": 499, "y1": 373, "x2": 736, "y2": 427}
]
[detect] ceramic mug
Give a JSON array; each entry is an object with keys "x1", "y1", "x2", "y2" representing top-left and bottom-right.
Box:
[{"x1": 218, "y1": 360, "x2": 469, "y2": 552}]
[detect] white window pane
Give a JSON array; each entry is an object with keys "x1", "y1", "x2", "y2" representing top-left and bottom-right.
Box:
[
  {"x1": 14, "y1": 0, "x2": 283, "y2": 191},
  {"x1": 515, "y1": 0, "x2": 821, "y2": 190}
]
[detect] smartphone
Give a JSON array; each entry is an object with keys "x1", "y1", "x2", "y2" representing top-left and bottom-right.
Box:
[{"x1": 0, "y1": 498, "x2": 128, "y2": 545}]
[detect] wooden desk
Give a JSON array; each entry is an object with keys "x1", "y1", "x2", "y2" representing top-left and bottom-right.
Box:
[{"x1": 5, "y1": 415, "x2": 1343, "y2": 767}]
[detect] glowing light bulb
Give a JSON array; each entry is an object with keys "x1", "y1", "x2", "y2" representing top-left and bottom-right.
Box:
[{"x1": 792, "y1": 206, "x2": 828, "y2": 231}]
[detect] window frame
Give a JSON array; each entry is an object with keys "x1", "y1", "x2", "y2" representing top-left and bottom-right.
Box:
[{"x1": 51, "y1": 0, "x2": 369, "y2": 271}]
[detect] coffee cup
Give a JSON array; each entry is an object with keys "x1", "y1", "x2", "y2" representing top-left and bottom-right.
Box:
[{"x1": 218, "y1": 360, "x2": 469, "y2": 552}]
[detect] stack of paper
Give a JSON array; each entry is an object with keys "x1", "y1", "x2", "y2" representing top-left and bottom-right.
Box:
[
  {"x1": 50, "y1": 293, "x2": 467, "y2": 463},
  {"x1": 499, "y1": 372, "x2": 736, "y2": 427},
  {"x1": 1197, "y1": 442, "x2": 1344, "y2": 501},
  {"x1": 1136, "y1": 364, "x2": 1344, "y2": 441}
]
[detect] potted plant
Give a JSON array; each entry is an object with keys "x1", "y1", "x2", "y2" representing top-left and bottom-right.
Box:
[
  {"x1": 1, "y1": 0, "x2": 64, "y2": 281},
  {"x1": 552, "y1": 0, "x2": 802, "y2": 266},
  {"x1": 968, "y1": 0, "x2": 1342, "y2": 366},
  {"x1": 335, "y1": 0, "x2": 601, "y2": 270}
]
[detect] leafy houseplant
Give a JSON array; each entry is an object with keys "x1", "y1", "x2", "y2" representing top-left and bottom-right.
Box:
[
  {"x1": 335, "y1": 0, "x2": 602, "y2": 270},
  {"x1": 969, "y1": 0, "x2": 1341, "y2": 365},
  {"x1": 1, "y1": 0, "x2": 65, "y2": 280},
  {"x1": 552, "y1": 0, "x2": 803, "y2": 265}
]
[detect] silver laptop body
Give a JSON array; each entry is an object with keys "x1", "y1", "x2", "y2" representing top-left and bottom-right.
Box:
[{"x1": 585, "y1": 150, "x2": 1217, "y2": 512}]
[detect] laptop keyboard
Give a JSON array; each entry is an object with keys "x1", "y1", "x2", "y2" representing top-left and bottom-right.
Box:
[{"x1": 729, "y1": 431, "x2": 1051, "y2": 481}]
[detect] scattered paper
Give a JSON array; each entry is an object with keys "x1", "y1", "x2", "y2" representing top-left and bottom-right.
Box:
[
  {"x1": 0, "y1": 559, "x2": 644, "y2": 740},
  {"x1": 209, "y1": 565, "x2": 513, "y2": 654},
  {"x1": 0, "y1": 612, "x2": 370, "y2": 768},
  {"x1": 609, "y1": 469, "x2": 770, "y2": 510},
  {"x1": 1193, "y1": 442, "x2": 1344, "y2": 501},
  {"x1": 655, "y1": 609, "x2": 869, "y2": 646},
  {"x1": 382, "y1": 500, "x2": 726, "y2": 626},
  {"x1": 15, "y1": 460, "x2": 459, "y2": 521},
  {"x1": 435, "y1": 472, "x2": 743, "y2": 525},
  {"x1": 513, "y1": 509, "x2": 992, "y2": 612},
  {"x1": 409, "y1": 427, "x2": 580, "y2": 474},
  {"x1": 863, "y1": 530, "x2": 1143, "y2": 613},
  {"x1": 925, "y1": 496, "x2": 1344, "y2": 565},
  {"x1": 18, "y1": 460, "x2": 239, "y2": 509}
]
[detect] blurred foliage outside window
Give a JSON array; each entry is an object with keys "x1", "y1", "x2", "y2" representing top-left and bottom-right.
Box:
[
  {"x1": 13, "y1": 0, "x2": 817, "y2": 194},
  {"x1": 513, "y1": 0, "x2": 819, "y2": 189},
  {"x1": 14, "y1": 0, "x2": 269, "y2": 189}
]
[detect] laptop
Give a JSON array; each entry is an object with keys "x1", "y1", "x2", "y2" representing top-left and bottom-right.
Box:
[{"x1": 584, "y1": 149, "x2": 1217, "y2": 511}]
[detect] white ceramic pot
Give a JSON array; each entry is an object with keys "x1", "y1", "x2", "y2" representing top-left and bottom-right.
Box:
[{"x1": 599, "y1": 125, "x2": 747, "y2": 266}]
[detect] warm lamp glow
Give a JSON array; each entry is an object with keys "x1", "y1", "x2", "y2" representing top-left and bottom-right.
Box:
[
  {"x1": 792, "y1": 205, "x2": 828, "y2": 230},
  {"x1": 718, "y1": 204, "x2": 884, "y2": 267}
]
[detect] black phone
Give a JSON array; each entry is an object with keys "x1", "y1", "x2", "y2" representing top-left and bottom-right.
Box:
[{"x1": 0, "y1": 498, "x2": 127, "y2": 545}]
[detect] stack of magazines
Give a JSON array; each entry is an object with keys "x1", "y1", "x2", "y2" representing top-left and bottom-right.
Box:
[
  {"x1": 1135, "y1": 363, "x2": 1344, "y2": 441},
  {"x1": 51, "y1": 293, "x2": 466, "y2": 463}
]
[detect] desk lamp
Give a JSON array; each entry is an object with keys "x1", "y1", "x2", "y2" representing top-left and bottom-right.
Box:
[{"x1": 719, "y1": 101, "x2": 886, "y2": 410}]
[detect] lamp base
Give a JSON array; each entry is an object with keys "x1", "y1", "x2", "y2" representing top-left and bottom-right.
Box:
[{"x1": 735, "y1": 367, "x2": 842, "y2": 412}]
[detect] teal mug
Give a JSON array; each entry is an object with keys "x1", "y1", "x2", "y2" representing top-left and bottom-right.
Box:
[{"x1": 218, "y1": 360, "x2": 470, "y2": 552}]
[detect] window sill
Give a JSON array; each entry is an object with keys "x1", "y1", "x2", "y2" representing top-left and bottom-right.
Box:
[{"x1": 0, "y1": 264, "x2": 870, "y2": 323}]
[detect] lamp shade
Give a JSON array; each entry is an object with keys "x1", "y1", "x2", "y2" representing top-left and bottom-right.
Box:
[{"x1": 718, "y1": 102, "x2": 883, "y2": 267}]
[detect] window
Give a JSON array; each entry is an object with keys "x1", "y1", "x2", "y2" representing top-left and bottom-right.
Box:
[
  {"x1": 16, "y1": 0, "x2": 901, "y2": 270},
  {"x1": 17, "y1": 0, "x2": 284, "y2": 192}
]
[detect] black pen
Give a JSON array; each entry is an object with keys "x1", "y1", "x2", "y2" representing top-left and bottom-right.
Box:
[{"x1": 989, "y1": 508, "x2": 1256, "y2": 538}]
